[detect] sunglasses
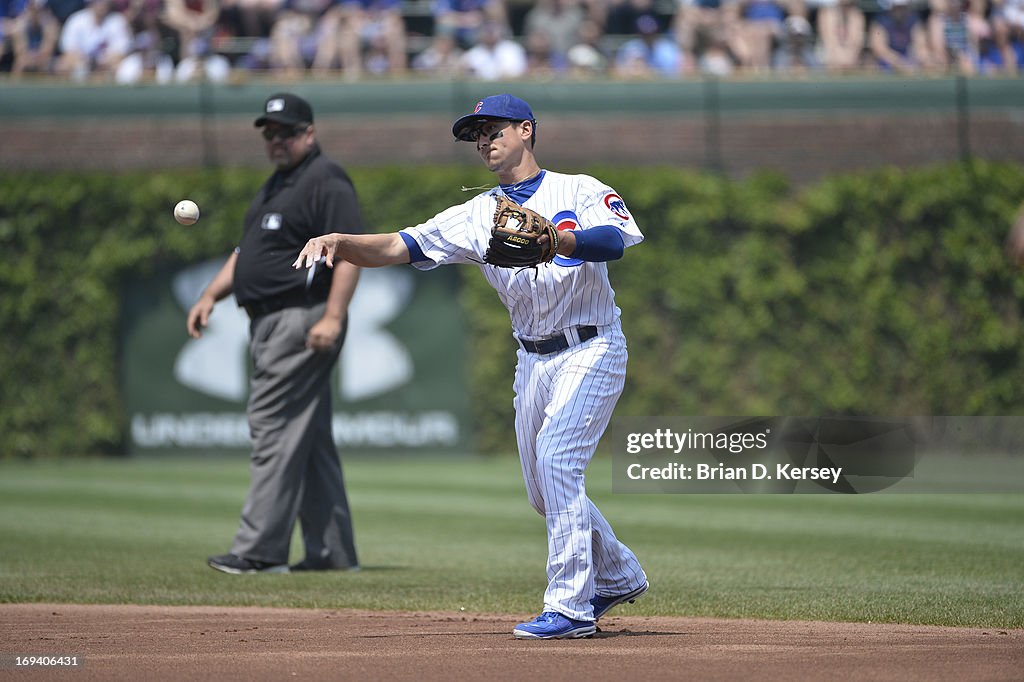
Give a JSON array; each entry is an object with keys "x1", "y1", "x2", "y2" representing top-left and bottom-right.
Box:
[
  {"x1": 261, "y1": 125, "x2": 309, "y2": 141},
  {"x1": 469, "y1": 120, "x2": 516, "y2": 142}
]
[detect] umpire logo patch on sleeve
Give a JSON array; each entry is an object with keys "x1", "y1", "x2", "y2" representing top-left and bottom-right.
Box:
[{"x1": 261, "y1": 213, "x2": 283, "y2": 231}]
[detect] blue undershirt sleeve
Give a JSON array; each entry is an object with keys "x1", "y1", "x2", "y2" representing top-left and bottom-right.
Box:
[
  {"x1": 569, "y1": 225, "x2": 625, "y2": 262},
  {"x1": 399, "y1": 230, "x2": 427, "y2": 263}
]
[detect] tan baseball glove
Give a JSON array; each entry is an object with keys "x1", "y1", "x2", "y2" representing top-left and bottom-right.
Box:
[{"x1": 484, "y1": 196, "x2": 559, "y2": 268}]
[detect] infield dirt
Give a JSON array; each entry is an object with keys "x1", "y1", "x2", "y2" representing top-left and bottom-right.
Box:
[
  {"x1": 4, "y1": 602, "x2": 1019, "y2": 675},
  {"x1": 1, "y1": 604, "x2": 1021, "y2": 681}
]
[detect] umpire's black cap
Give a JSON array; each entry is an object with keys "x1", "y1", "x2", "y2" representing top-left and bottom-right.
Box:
[{"x1": 254, "y1": 93, "x2": 314, "y2": 128}]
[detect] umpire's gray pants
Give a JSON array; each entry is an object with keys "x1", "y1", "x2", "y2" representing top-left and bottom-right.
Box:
[{"x1": 230, "y1": 302, "x2": 358, "y2": 568}]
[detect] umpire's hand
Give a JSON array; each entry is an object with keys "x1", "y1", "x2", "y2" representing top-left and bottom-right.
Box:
[
  {"x1": 186, "y1": 295, "x2": 216, "y2": 339},
  {"x1": 308, "y1": 315, "x2": 344, "y2": 353}
]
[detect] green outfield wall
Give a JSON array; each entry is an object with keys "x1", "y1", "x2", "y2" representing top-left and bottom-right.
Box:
[{"x1": 3, "y1": 77, "x2": 1021, "y2": 118}]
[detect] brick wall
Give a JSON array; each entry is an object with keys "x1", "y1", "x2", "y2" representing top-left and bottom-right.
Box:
[{"x1": 6, "y1": 110, "x2": 1021, "y2": 184}]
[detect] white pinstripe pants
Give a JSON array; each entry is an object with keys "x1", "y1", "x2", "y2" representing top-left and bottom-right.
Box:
[{"x1": 513, "y1": 321, "x2": 647, "y2": 621}]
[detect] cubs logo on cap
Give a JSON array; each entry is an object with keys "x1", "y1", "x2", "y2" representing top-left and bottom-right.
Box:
[{"x1": 453, "y1": 94, "x2": 536, "y2": 142}]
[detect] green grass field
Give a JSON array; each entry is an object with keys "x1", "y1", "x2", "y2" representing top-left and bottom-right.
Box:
[{"x1": 1, "y1": 455, "x2": 1021, "y2": 628}]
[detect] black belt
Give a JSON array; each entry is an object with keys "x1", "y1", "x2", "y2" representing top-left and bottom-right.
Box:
[
  {"x1": 243, "y1": 291, "x2": 323, "y2": 319},
  {"x1": 519, "y1": 326, "x2": 598, "y2": 355}
]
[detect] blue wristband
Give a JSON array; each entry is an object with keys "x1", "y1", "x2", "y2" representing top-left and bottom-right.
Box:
[{"x1": 569, "y1": 225, "x2": 625, "y2": 262}]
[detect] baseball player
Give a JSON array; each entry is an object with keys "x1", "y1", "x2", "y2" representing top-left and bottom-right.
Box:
[{"x1": 293, "y1": 94, "x2": 648, "y2": 639}]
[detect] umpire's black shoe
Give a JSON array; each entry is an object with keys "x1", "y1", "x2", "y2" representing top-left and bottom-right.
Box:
[
  {"x1": 207, "y1": 553, "x2": 289, "y2": 575},
  {"x1": 289, "y1": 558, "x2": 360, "y2": 572}
]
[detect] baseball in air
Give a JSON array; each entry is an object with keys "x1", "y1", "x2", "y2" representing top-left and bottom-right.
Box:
[{"x1": 174, "y1": 199, "x2": 200, "y2": 225}]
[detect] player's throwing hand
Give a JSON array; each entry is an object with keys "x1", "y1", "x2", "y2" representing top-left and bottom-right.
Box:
[{"x1": 293, "y1": 235, "x2": 342, "y2": 269}]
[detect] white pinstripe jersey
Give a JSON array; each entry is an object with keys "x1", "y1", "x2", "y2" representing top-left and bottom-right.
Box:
[{"x1": 401, "y1": 170, "x2": 644, "y2": 339}]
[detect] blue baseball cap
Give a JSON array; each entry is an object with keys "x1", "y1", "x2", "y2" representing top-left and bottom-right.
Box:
[{"x1": 452, "y1": 94, "x2": 536, "y2": 142}]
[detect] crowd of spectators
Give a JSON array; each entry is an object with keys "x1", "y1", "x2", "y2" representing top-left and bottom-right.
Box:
[{"x1": 0, "y1": 0, "x2": 1021, "y2": 82}]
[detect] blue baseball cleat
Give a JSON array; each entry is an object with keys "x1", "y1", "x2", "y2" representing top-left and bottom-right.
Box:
[
  {"x1": 513, "y1": 612, "x2": 597, "y2": 640},
  {"x1": 590, "y1": 581, "x2": 649, "y2": 620}
]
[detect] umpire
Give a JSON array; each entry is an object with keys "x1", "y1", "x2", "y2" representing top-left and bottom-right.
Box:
[{"x1": 187, "y1": 92, "x2": 363, "y2": 574}]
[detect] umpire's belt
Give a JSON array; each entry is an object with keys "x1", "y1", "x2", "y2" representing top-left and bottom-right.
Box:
[
  {"x1": 243, "y1": 291, "x2": 323, "y2": 319},
  {"x1": 518, "y1": 326, "x2": 598, "y2": 355}
]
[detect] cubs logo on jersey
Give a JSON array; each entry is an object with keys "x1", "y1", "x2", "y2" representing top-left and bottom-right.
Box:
[
  {"x1": 552, "y1": 210, "x2": 583, "y2": 267},
  {"x1": 603, "y1": 193, "x2": 630, "y2": 221}
]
